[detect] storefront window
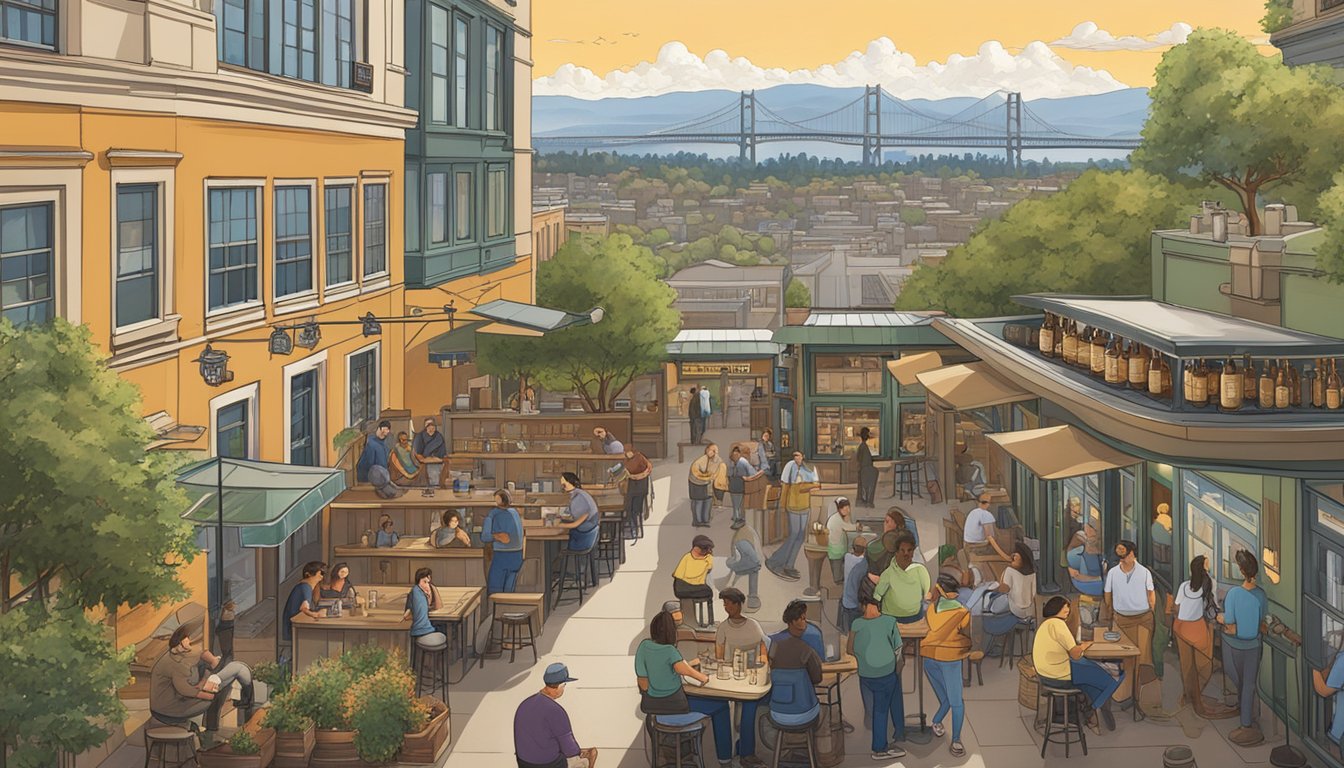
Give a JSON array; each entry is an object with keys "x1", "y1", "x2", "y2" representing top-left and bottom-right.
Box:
[
  {"x1": 814, "y1": 355, "x2": 884, "y2": 395},
  {"x1": 1304, "y1": 488, "x2": 1344, "y2": 759},
  {"x1": 1182, "y1": 471, "x2": 1258, "y2": 588},
  {"x1": 899, "y1": 403, "x2": 925, "y2": 455},
  {"x1": 814, "y1": 406, "x2": 879, "y2": 458},
  {"x1": 1120, "y1": 470, "x2": 1138, "y2": 544}
]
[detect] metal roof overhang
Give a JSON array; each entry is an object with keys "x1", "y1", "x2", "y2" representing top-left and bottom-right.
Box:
[{"x1": 178, "y1": 458, "x2": 346, "y2": 547}]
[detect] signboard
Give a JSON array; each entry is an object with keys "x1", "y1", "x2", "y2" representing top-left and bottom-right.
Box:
[
  {"x1": 681, "y1": 363, "x2": 753, "y2": 376},
  {"x1": 352, "y1": 62, "x2": 374, "y2": 93}
]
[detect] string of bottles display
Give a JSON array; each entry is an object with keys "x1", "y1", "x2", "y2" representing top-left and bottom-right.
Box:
[{"x1": 1036, "y1": 313, "x2": 1343, "y2": 411}]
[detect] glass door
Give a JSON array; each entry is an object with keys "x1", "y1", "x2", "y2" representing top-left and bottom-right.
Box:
[{"x1": 290, "y1": 369, "x2": 319, "y2": 466}]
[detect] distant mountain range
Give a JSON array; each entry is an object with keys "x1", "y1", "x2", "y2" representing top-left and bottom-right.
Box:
[{"x1": 533, "y1": 84, "x2": 1150, "y2": 163}]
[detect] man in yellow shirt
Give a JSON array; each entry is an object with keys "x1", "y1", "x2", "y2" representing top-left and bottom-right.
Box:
[
  {"x1": 674, "y1": 534, "x2": 716, "y2": 628},
  {"x1": 1032, "y1": 596, "x2": 1122, "y2": 731}
]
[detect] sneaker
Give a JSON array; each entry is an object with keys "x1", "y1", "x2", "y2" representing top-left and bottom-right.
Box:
[
  {"x1": 1230, "y1": 726, "x2": 1264, "y2": 746},
  {"x1": 884, "y1": 745, "x2": 907, "y2": 758},
  {"x1": 731, "y1": 520, "x2": 745, "y2": 529},
  {"x1": 949, "y1": 742, "x2": 966, "y2": 758},
  {"x1": 932, "y1": 723, "x2": 945, "y2": 738},
  {"x1": 871, "y1": 752, "x2": 891, "y2": 761},
  {"x1": 783, "y1": 568, "x2": 802, "y2": 579},
  {"x1": 745, "y1": 596, "x2": 762, "y2": 612}
]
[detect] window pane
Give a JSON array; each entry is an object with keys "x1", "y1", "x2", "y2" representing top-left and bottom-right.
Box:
[
  {"x1": 116, "y1": 185, "x2": 158, "y2": 328},
  {"x1": 1, "y1": 0, "x2": 57, "y2": 48},
  {"x1": 274, "y1": 186, "x2": 313, "y2": 298},
  {"x1": 430, "y1": 7, "x2": 449, "y2": 124},
  {"x1": 485, "y1": 25, "x2": 500, "y2": 130},
  {"x1": 428, "y1": 172, "x2": 447, "y2": 243},
  {"x1": 348, "y1": 349, "x2": 377, "y2": 426},
  {"x1": 324, "y1": 185, "x2": 353, "y2": 286},
  {"x1": 454, "y1": 170, "x2": 472, "y2": 241},
  {"x1": 486, "y1": 166, "x2": 507, "y2": 239},
  {"x1": 363, "y1": 184, "x2": 386, "y2": 276},
  {"x1": 207, "y1": 188, "x2": 259, "y2": 311},
  {"x1": 453, "y1": 16, "x2": 468, "y2": 127},
  {"x1": 217, "y1": 400, "x2": 250, "y2": 459},
  {"x1": 814, "y1": 354, "x2": 884, "y2": 395},
  {"x1": 0, "y1": 202, "x2": 55, "y2": 327}
]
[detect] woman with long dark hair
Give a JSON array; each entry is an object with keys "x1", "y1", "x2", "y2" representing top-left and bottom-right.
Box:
[
  {"x1": 320, "y1": 563, "x2": 356, "y2": 600},
  {"x1": 855, "y1": 427, "x2": 878, "y2": 508},
  {"x1": 633, "y1": 608, "x2": 735, "y2": 765},
  {"x1": 982, "y1": 542, "x2": 1037, "y2": 647},
  {"x1": 1172, "y1": 554, "x2": 1234, "y2": 719}
]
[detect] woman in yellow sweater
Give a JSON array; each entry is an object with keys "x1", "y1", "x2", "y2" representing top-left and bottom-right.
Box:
[
  {"x1": 922, "y1": 573, "x2": 972, "y2": 758},
  {"x1": 673, "y1": 534, "x2": 716, "y2": 628}
]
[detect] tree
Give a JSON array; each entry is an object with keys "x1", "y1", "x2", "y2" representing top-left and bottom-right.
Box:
[
  {"x1": 894, "y1": 170, "x2": 1210, "y2": 317},
  {"x1": 0, "y1": 319, "x2": 196, "y2": 766},
  {"x1": 1262, "y1": 0, "x2": 1293, "y2": 34},
  {"x1": 1311, "y1": 172, "x2": 1344, "y2": 281},
  {"x1": 785, "y1": 278, "x2": 812, "y2": 309},
  {"x1": 1134, "y1": 28, "x2": 1344, "y2": 235},
  {"x1": 476, "y1": 235, "x2": 680, "y2": 412},
  {"x1": 899, "y1": 207, "x2": 927, "y2": 227}
]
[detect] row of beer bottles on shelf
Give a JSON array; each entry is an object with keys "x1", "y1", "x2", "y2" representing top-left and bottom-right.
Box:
[{"x1": 1036, "y1": 313, "x2": 1344, "y2": 410}]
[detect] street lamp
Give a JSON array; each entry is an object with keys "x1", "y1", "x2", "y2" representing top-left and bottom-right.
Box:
[
  {"x1": 268, "y1": 327, "x2": 294, "y2": 356},
  {"x1": 194, "y1": 345, "x2": 234, "y2": 386},
  {"x1": 361, "y1": 312, "x2": 382, "y2": 337},
  {"x1": 296, "y1": 321, "x2": 321, "y2": 349}
]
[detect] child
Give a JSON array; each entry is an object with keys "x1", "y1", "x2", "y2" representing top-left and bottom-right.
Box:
[
  {"x1": 847, "y1": 594, "x2": 906, "y2": 760},
  {"x1": 673, "y1": 534, "x2": 715, "y2": 628},
  {"x1": 375, "y1": 514, "x2": 400, "y2": 548},
  {"x1": 838, "y1": 536, "x2": 869, "y2": 634}
]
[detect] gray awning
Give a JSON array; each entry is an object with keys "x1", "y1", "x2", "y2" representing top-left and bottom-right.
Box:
[
  {"x1": 666, "y1": 329, "x2": 782, "y2": 360},
  {"x1": 178, "y1": 458, "x2": 346, "y2": 547},
  {"x1": 469, "y1": 299, "x2": 599, "y2": 333},
  {"x1": 1013, "y1": 294, "x2": 1344, "y2": 357}
]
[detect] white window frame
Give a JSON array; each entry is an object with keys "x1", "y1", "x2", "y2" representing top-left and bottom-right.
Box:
[
  {"x1": 203, "y1": 178, "x2": 265, "y2": 325},
  {"x1": 0, "y1": 169, "x2": 82, "y2": 325},
  {"x1": 272, "y1": 178, "x2": 319, "y2": 308},
  {"x1": 321, "y1": 176, "x2": 359, "y2": 302},
  {"x1": 110, "y1": 166, "x2": 177, "y2": 340},
  {"x1": 360, "y1": 176, "x2": 390, "y2": 287},
  {"x1": 209, "y1": 381, "x2": 261, "y2": 459},
  {"x1": 344, "y1": 340, "x2": 381, "y2": 428},
  {"x1": 282, "y1": 350, "x2": 328, "y2": 465}
]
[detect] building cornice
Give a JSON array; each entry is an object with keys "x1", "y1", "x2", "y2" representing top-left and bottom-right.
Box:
[
  {"x1": 0, "y1": 50, "x2": 418, "y2": 139},
  {"x1": 106, "y1": 149, "x2": 184, "y2": 167},
  {"x1": 0, "y1": 147, "x2": 95, "y2": 168}
]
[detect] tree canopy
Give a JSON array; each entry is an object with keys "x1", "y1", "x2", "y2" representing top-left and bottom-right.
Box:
[
  {"x1": 785, "y1": 278, "x2": 812, "y2": 309},
  {"x1": 0, "y1": 319, "x2": 197, "y2": 766},
  {"x1": 476, "y1": 234, "x2": 680, "y2": 412},
  {"x1": 894, "y1": 170, "x2": 1209, "y2": 317},
  {"x1": 1134, "y1": 28, "x2": 1344, "y2": 234}
]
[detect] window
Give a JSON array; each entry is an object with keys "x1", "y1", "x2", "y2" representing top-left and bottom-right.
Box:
[
  {"x1": 1182, "y1": 471, "x2": 1258, "y2": 587},
  {"x1": 1, "y1": 0, "x2": 56, "y2": 49},
  {"x1": 217, "y1": 0, "x2": 265, "y2": 68},
  {"x1": 0, "y1": 202, "x2": 54, "y2": 327},
  {"x1": 486, "y1": 165, "x2": 508, "y2": 239},
  {"x1": 404, "y1": 167, "x2": 420, "y2": 252},
  {"x1": 348, "y1": 346, "x2": 378, "y2": 426},
  {"x1": 485, "y1": 24, "x2": 504, "y2": 131},
  {"x1": 428, "y1": 172, "x2": 448, "y2": 243},
  {"x1": 1326, "y1": 0, "x2": 1344, "y2": 11},
  {"x1": 1303, "y1": 488, "x2": 1344, "y2": 757},
  {"x1": 454, "y1": 170, "x2": 473, "y2": 242},
  {"x1": 429, "y1": 7, "x2": 449, "y2": 124},
  {"x1": 1120, "y1": 469, "x2": 1138, "y2": 545},
  {"x1": 217, "y1": 401, "x2": 250, "y2": 458},
  {"x1": 813, "y1": 406, "x2": 879, "y2": 458},
  {"x1": 362, "y1": 184, "x2": 387, "y2": 276},
  {"x1": 115, "y1": 185, "x2": 159, "y2": 328},
  {"x1": 207, "y1": 187, "x2": 259, "y2": 312},
  {"x1": 278, "y1": 0, "x2": 317, "y2": 81},
  {"x1": 453, "y1": 15, "x2": 469, "y2": 128},
  {"x1": 324, "y1": 185, "x2": 353, "y2": 287},
  {"x1": 814, "y1": 354, "x2": 884, "y2": 395},
  {"x1": 319, "y1": 0, "x2": 353, "y2": 87},
  {"x1": 289, "y1": 368, "x2": 319, "y2": 466},
  {"x1": 274, "y1": 186, "x2": 314, "y2": 298},
  {"x1": 215, "y1": 0, "x2": 356, "y2": 89}
]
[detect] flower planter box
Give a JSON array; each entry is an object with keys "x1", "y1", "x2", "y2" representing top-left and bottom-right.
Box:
[
  {"x1": 273, "y1": 723, "x2": 316, "y2": 768},
  {"x1": 309, "y1": 729, "x2": 363, "y2": 768},
  {"x1": 198, "y1": 728, "x2": 277, "y2": 768},
  {"x1": 397, "y1": 698, "x2": 450, "y2": 765}
]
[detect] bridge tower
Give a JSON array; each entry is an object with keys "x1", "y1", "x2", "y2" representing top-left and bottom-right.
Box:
[
  {"x1": 862, "y1": 85, "x2": 883, "y2": 166},
  {"x1": 1005, "y1": 92, "x2": 1023, "y2": 172},
  {"x1": 739, "y1": 90, "x2": 757, "y2": 164}
]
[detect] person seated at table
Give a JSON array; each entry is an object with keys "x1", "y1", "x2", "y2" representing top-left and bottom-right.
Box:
[
  {"x1": 673, "y1": 535, "x2": 716, "y2": 629},
  {"x1": 923, "y1": 574, "x2": 972, "y2": 758},
  {"x1": 149, "y1": 624, "x2": 255, "y2": 741},
  {"x1": 1033, "y1": 595, "x2": 1121, "y2": 732},
  {"x1": 356, "y1": 420, "x2": 392, "y2": 483},
  {"x1": 389, "y1": 431, "x2": 424, "y2": 485},
  {"x1": 319, "y1": 562, "x2": 356, "y2": 601},
  {"x1": 714, "y1": 588, "x2": 769, "y2": 768},
  {"x1": 376, "y1": 514, "x2": 400, "y2": 548},
  {"x1": 283, "y1": 561, "x2": 326, "y2": 646},
  {"x1": 960, "y1": 493, "x2": 1012, "y2": 568},
  {"x1": 514, "y1": 662, "x2": 599, "y2": 768},
  {"x1": 848, "y1": 593, "x2": 906, "y2": 760},
  {"x1": 482, "y1": 489, "x2": 524, "y2": 596},
  {"x1": 825, "y1": 497, "x2": 860, "y2": 583},
  {"x1": 767, "y1": 600, "x2": 824, "y2": 732},
  {"x1": 634, "y1": 608, "x2": 736, "y2": 768},
  {"x1": 434, "y1": 509, "x2": 472, "y2": 548},
  {"x1": 557, "y1": 472, "x2": 601, "y2": 554},
  {"x1": 982, "y1": 542, "x2": 1037, "y2": 652},
  {"x1": 838, "y1": 536, "x2": 870, "y2": 635},
  {"x1": 873, "y1": 532, "x2": 930, "y2": 624},
  {"x1": 412, "y1": 417, "x2": 448, "y2": 488},
  {"x1": 402, "y1": 568, "x2": 445, "y2": 647},
  {"x1": 1065, "y1": 519, "x2": 1104, "y2": 596}
]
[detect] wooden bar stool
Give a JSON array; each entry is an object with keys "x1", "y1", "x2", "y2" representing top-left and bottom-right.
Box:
[
  {"x1": 1038, "y1": 684, "x2": 1089, "y2": 758},
  {"x1": 144, "y1": 727, "x2": 197, "y2": 768}
]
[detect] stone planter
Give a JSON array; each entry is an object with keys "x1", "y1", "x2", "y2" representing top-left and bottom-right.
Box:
[
  {"x1": 273, "y1": 723, "x2": 316, "y2": 768},
  {"x1": 198, "y1": 728, "x2": 276, "y2": 768},
  {"x1": 309, "y1": 729, "x2": 362, "y2": 768},
  {"x1": 397, "y1": 698, "x2": 450, "y2": 765}
]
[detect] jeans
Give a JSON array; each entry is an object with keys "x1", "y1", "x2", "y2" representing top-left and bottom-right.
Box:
[
  {"x1": 487, "y1": 549, "x2": 523, "y2": 595},
  {"x1": 895, "y1": 607, "x2": 927, "y2": 625},
  {"x1": 731, "y1": 492, "x2": 745, "y2": 524},
  {"x1": 828, "y1": 557, "x2": 845, "y2": 583},
  {"x1": 625, "y1": 478, "x2": 648, "y2": 525},
  {"x1": 923, "y1": 658, "x2": 964, "y2": 742},
  {"x1": 731, "y1": 568, "x2": 760, "y2": 599},
  {"x1": 153, "y1": 661, "x2": 254, "y2": 731},
  {"x1": 737, "y1": 694, "x2": 769, "y2": 756},
  {"x1": 837, "y1": 604, "x2": 860, "y2": 635},
  {"x1": 767, "y1": 511, "x2": 809, "y2": 572},
  {"x1": 690, "y1": 495, "x2": 712, "y2": 526},
  {"x1": 687, "y1": 694, "x2": 734, "y2": 761},
  {"x1": 1045, "y1": 658, "x2": 1123, "y2": 712},
  {"x1": 860, "y1": 672, "x2": 904, "y2": 752},
  {"x1": 1222, "y1": 642, "x2": 1262, "y2": 728}
]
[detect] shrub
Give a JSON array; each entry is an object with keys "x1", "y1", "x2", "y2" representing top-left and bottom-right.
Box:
[
  {"x1": 260, "y1": 689, "x2": 312, "y2": 734},
  {"x1": 339, "y1": 644, "x2": 392, "y2": 681},
  {"x1": 252, "y1": 661, "x2": 289, "y2": 698},
  {"x1": 227, "y1": 731, "x2": 260, "y2": 755},
  {"x1": 285, "y1": 658, "x2": 353, "y2": 730},
  {"x1": 344, "y1": 665, "x2": 427, "y2": 763}
]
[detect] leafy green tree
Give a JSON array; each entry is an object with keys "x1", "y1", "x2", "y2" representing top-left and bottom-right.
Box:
[
  {"x1": 0, "y1": 319, "x2": 196, "y2": 766},
  {"x1": 894, "y1": 170, "x2": 1208, "y2": 317},
  {"x1": 1311, "y1": 172, "x2": 1344, "y2": 281},
  {"x1": 785, "y1": 278, "x2": 812, "y2": 309},
  {"x1": 1262, "y1": 0, "x2": 1293, "y2": 33},
  {"x1": 1134, "y1": 28, "x2": 1344, "y2": 235},
  {"x1": 899, "y1": 207, "x2": 927, "y2": 227},
  {"x1": 476, "y1": 235, "x2": 679, "y2": 412}
]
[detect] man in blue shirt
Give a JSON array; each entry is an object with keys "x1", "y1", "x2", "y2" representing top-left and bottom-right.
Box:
[
  {"x1": 283, "y1": 561, "x2": 326, "y2": 643},
  {"x1": 356, "y1": 421, "x2": 392, "y2": 483},
  {"x1": 767, "y1": 600, "x2": 823, "y2": 729},
  {"x1": 558, "y1": 473, "x2": 601, "y2": 553},
  {"x1": 1217, "y1": 549, "x2": 1268, "y2": 746},
  {"x1": 481, "y1": 489, "x2": 525, "y2": 595},
  {"x1": 1313, "y1": 645, "x2": 1344, "y2": 753},
  {"x1": 403, "y1": 567, "x2": 446, "y2": 645}
]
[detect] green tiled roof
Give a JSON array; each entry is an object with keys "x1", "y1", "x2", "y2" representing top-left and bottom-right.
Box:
[
  {"x1": 666, "y1": 329, "x2": 782, "y2": 359},
  {"x1": 772, "y1": 312, "x2": 951, "y2": 346}
]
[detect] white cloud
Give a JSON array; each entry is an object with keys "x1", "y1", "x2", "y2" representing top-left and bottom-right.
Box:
[
  {"x1": 535, "y1": 38, "x2": 1129, "y2": 101},
  {"x1": 1049, "y1": 21, "x2": 1192, "y2": 52}
]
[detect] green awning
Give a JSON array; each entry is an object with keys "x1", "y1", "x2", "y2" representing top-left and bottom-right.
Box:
[
  {"x1": 178, "y1": 458, "x2": 346, "y2": 547},
  {"x1": 773, "y1": 312, "x2": 952, "y2": 347},
  {"x1": 471, "y1": 299, "x2": 599, "y2": 333}
]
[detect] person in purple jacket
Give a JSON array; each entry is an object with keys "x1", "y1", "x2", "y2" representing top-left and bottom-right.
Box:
[{"x1": 513, "y1": 663, "x2": 598, "y2": 768}]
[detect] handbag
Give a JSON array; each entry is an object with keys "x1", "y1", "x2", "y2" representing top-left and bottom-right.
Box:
[{"x1": 640, "y1": 688, "x2": 690, "y2": 715}]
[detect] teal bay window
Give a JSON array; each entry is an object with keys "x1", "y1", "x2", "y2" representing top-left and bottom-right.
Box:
[{"x1": 406, "y1": 162, "x2": 514, "y2": 287}]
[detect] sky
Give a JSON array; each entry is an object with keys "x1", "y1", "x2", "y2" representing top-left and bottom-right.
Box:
[{"x1": 533, "y1": 0, "x2": 1274, "y2": 100}]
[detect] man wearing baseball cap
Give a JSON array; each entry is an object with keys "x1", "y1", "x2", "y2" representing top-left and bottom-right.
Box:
[
  {"x1": 514, "y1": 662, "x2": 598, "y2": 768},
  {"x1": 673, "y1": 534, "x2": 716, "y2": 629}
]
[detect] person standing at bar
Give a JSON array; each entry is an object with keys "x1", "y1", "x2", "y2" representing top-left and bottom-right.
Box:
[
  {"x1": 1103, "y1": 539, "x2": 1155, "y2": 716},
  {"x1": 557, "y1": 473, "x2": 601, "y2": 554},
  {"x1": 1217, "y1": 550, "x2": 1268, "y2": 746},
  {"x1": 756, "y1": 428, "x2": 777, "y2": 483},
  {"x1": 726, "y1": 445, "x2": 762, "y2": 530},
  {"x1": 688, "y1": 443, "x2": 723, "y2": 528},
  {"x1": 688, "y1": 386, "x2": 704, "y2": 445},
  {"x1": 766, "y1": 450, "x2": 819, "y2": 581},
  {"x1": 855, "y1": 427, "x2": 878, "y2": 508},
  {"x1": 622, "y1": 445, "x2": 653, "y2": 532},
  {"x1": 481, "y1": 489, "x2": 524, "y2": 596}
]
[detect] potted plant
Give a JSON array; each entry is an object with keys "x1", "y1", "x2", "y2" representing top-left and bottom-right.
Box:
[
  {"x1": 198, "y1": 727, "x2": 277, "y2": 768},
  {"x1": 262, "y1": 690, "x2": 315, "y2": 768},
  {"x1": 344, "y1": 665, "x2": 425, "y2": 765},
  {"x1": 397, "y1": 697, "x2": 449, "y2": 765},
  {"x1": 288, "y1": 659, "x2": 357, "y2": 768}
]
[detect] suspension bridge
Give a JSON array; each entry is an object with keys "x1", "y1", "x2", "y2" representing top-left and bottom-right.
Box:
[{"x1": 533, "y1": 86, "x2": 1142, "y2": 170}]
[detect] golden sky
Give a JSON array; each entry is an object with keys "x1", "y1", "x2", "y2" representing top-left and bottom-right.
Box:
[{"x1": 534, "y1": 0, "x2": 1271, "y2": 90}]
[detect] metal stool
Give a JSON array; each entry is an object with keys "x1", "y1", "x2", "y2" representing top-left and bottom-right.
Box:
[
  {"x1": 687, "y1": 594, "x2": 714, "y2": 627},
  {"x1": 1039, "y1": 684, "x2": 1089, "y2": 758},
  {"x1": 496, "y1": 611, "x2": 537, "y2": 665},
  {"x1": 767, "y1": 715, "x2": 820, "y2": 768},
  {"x1": 412, "y1": 633, "x2": 449, "y2": 700},
  {"x1": 596, "y1": 520, "x2": 622, "y2": 579},
  {"x1": 645, "y1": 714, "x2": 709, "y2": 768},
  {"x1": 552, "y1": 545, "x2": 596, "y2": 609},
  {"x1": 963, "y1": 650, "x2": 985, "y2": 687},
  {"x1": 144, "y1": 727, "x2": 197, "y2": 768},
  {"x1": 989, "y1": 620, "x2": 1034, "y2": 670}
]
